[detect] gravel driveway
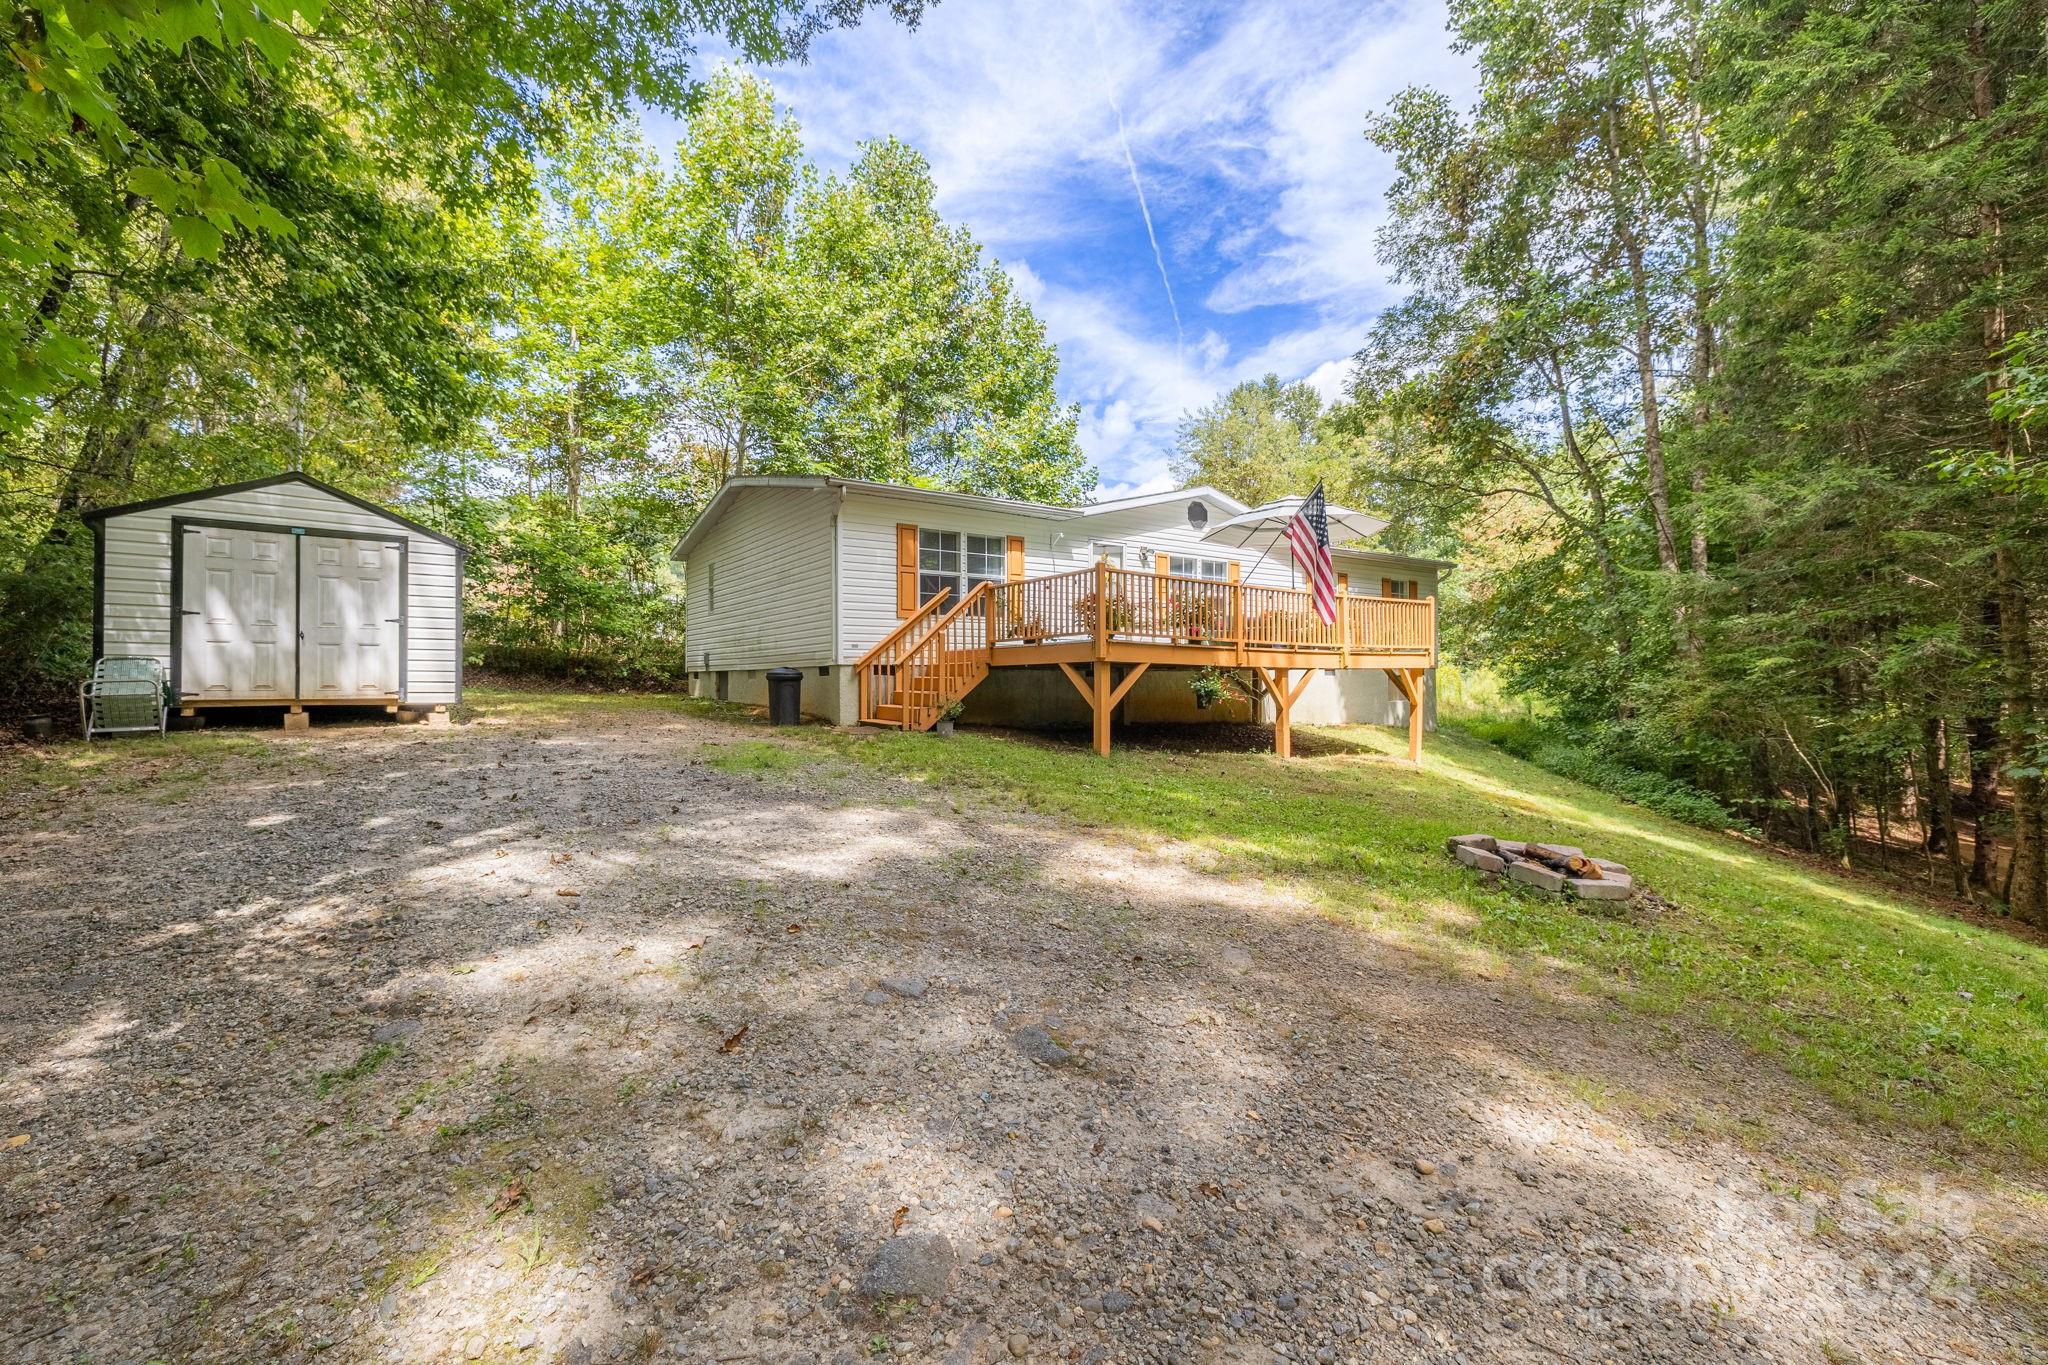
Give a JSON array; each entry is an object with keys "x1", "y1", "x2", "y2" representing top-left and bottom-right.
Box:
[{"x1": 0, "y1": 697, "x2": 2037, "y2": 1364}]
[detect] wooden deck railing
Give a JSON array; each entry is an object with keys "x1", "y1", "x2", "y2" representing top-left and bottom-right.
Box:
[
  {"x1": 985, "y1": 562, "x2": 1434, "y2": 659},
  {"x1": 856, "y1": 587, "x2": 955, "y2": 725},
  {"x1": 856, "y1": 582, "x2": 995, "y2": 730},
  {"x1": 860, "y1": 565, "x2": 1434, "y2": 729}
]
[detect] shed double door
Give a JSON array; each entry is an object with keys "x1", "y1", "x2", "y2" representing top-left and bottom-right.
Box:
[{"x1": 179, "y1": 525, "x2": 402, "y2": 700}]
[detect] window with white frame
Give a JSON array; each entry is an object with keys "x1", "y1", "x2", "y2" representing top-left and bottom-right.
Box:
[
  {"x1": 917, "y1": 529, "x2": 960, "y2": 605},
  {"x1": 1168, "y1": 555, "x2": 1230, "y2": 580},
  {"x1": 965, "y1": 534, "x2": 1006, "y2": 591},
  {"x1": 1092, "y1": 541, "x2": 1125, "y2": 568},
  {"x1": 919, "y1": 529, "x2": 1009, "y2": 604}
]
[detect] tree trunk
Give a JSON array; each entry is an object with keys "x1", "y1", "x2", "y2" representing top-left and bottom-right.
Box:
[
  {"x1": 1966, "y1": 1, "x2": 2043, "y2": 922},
  {"x1": 1620, "y1": 230, "x2": 1680, "y2": 576},
  {"x1": 1995, "y1": 540, "x2": 2045, "y2": 921},
  {"x1": 1966, "y1": 712, "x2": 2000, "y2": 888},
  {"x1": 1921, "y1": 719, "x2": 1970, "y2": 898},
  {"x1": 1836, "y1": 783, "x2": 1857, "y2": 869},
  {"x1": 1920, "y1": 719, "x2": 1952, "y2": 854}
]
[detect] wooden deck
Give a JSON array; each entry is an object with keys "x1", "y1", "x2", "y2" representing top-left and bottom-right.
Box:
[{"x1": 856, "y1": 564, "x2": 1437, "y2": 758}]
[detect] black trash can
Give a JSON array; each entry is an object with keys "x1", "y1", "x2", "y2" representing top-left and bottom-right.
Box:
[{"x1": 765, "y1": 668, "x2": 804, "y2": 726}]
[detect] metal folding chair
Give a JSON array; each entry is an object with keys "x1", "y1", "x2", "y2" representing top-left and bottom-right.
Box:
[{"x1": 79, "y1": 657, "x2": 169, "y2": 741}]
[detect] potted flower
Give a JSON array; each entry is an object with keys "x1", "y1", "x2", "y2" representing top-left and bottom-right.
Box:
[
  {"x1": 1167, "y1": 593, "x2": 1221, "y2": 643},
  {"x1": 999, "y1": 595, "x2": 1047, "y2": 643},
  {"x1": 1076, "y1": 592, "x2": 1134, "y2": 636},
  {"x1": 1189, "y1": 668, "x2": 1228, "y2": 710},
  {"x1": 935, "y1": 700, "x2": 965, "y2": 736}
]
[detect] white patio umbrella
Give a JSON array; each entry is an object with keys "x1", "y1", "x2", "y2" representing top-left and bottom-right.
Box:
[{"x1": 1201, "y1": 495, "x2": 1388, "y2": 584}]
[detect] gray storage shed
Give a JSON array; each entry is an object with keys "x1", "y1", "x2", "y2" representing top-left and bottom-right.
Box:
[{"x1": 85, "y1": 473, "x2": 464, "y2": 711}]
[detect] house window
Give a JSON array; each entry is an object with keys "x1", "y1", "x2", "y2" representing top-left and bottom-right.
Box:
[
  {"x1": 919, "y1": 530, "x2": 1009, "y2": 604},
  {"x1": 964, "y1": 534, "x2": 1005, "y2": 590},
  {"x1": 918, "y1": 529, "x2": 960, "y2": 604},
  {"x1": 1168, "y1": 555, "x2": 1230, "y2": 580},
  {"x1": 1381, "y1": 577, "x2": 1422, "y2": 598},
  {"x1": 1092, "y1": 541, "x2": 1125, "y2": 568}
]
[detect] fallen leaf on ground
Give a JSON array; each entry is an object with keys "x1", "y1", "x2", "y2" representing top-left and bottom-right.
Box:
[
  {"x1": 719, "y1": 1023, "x2": 749, "y2": 1053},
  {"x1": 629, "y1": 1261, "x2": 669, "y2": 1289},
  {"x1": 5, "y1": 1134, "x2": 29, "y2": 1149},
  {"x1": 891, "y1": 1205, "x2": 909, "y2": 1232},
  {"x1": 555, "y1": 889, "x2": 580, "y2": 898},
  {"x1": 785, "y1": 923, "x2": 803, "y2": 934},
  {"x1": 492, "y1": 1177, "x2": 529, "y2": 1217}
]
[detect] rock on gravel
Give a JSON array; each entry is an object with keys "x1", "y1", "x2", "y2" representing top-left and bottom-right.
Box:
[
  {"x1": 856, "y1": 1232, "x2": 956, "y2": 1302},
  {"x1": 1010, "y1": 1022, "x2": 1081, "y2": 1068}
]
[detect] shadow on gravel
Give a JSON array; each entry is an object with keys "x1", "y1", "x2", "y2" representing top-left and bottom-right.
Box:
[{"x1": 0, "y1": 704, "x2": 2030, "y2": 1365}]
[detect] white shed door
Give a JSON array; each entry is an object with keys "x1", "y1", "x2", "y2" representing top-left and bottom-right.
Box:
[
  {"x1": 304, "y1": 536, "x2": 402, "y2": 698},
  {"x1": 180, "y1": 526, "x2": 297, "y2": 699}
]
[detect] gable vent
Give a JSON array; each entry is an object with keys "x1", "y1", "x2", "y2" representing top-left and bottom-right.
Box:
[{"x1": 1187, "y1": 501, "x2": 1208, "y2": 530}]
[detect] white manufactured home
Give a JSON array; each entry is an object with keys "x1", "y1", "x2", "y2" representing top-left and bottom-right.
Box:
[
  {"x1": 673, "y1": 477, "x2": 1446, "y2": 755},
  {"x1": 85, "y1": 473, "x2": 464, "y2": 716}
]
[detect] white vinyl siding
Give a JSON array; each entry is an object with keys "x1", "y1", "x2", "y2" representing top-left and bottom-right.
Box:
[
  {"x1": 1059, "y1": 498, "x2": 1285, "y2": 586},
  {"x1": 681, "y1": 484, "x2": 835, "y2": 670},
  {"x1": 96, "y1": 480, "x2": 462, "y2": 704},
  {"x1": 835, "y1": 491, "x2": 1059, "y2": 662},
  {"x1": 1332, "y1": 551, "x2": 1438, "y2": 601}
]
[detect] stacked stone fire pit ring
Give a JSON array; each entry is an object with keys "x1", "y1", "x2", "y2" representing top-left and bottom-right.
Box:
[{"x1": 1447, "y1": 834, "x2": 1632, "y2": 903}]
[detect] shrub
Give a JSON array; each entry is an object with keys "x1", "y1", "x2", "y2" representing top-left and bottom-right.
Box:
[{"x1": 1454, "y1": 714, "x2": 1755, "y2": 834}]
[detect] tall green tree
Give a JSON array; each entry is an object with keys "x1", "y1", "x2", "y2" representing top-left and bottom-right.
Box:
[
  {"x1": 641, "y1": 71, "x2": 1089, "y2": 502},
  {"x1": 1713, "y1": 0, "x2": 2048, "y2": 915},
  {"x1": 1353, "y1": 0, "x2": 2048, "y2": 922}
]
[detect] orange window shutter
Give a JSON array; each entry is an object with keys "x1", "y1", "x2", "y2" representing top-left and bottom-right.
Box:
[
  {"x1": 1382, "y1": 577, "x2": 1395, "y2": 598},
  {"x1": 1408, "y1": 579, "x2": 1420, "y2": 599},
  {"x1": 1337, "y1": 572, "x2": 1348, "y2": 595},
  {"x1": 1227, "y1": 562, "x2": 1240, "y2": 583},
  {"x1": 895, "y1": 523, "x2": 919, "y2": 618},
  {"x1": 1006, "y1": 535, "x2": 1025, "y2": 580},
  {"x1": 1155, "y1": 552, "x2": 1171, "y2": 576}
]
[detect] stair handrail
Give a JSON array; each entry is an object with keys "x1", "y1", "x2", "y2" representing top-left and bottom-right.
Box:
[
  {"x1": 895, "y1": 581, "x2": 993, "y2": 731},
  {"x1": 856, "y1": 587, "x2": 953, "y2": 724},
  {"x1": 856, "y1": 586, "x2": 954, "y2": 672}
]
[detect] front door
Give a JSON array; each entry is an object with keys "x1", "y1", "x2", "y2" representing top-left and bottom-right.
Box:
[
  {"x1": 303, "y1": 535, "x2": 402, "y2": 698},
  {"x1": 180, "y1": 525, "x2": 297, "y2": 700}
]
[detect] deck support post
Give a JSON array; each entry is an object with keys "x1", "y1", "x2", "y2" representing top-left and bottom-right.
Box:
[
  {"x1": 1091, "y1": 660, "x2": 1112, "y2": 756},
  {"x1": 1254, "y1": 665, "x2": 1316, "y2": 758},
  {"x1": 1388, "y1": 668, "x2": 1426, "y2": 763},
  {"x1": 1274, "y1": 669, "x2": 1292, "y2": 758}
]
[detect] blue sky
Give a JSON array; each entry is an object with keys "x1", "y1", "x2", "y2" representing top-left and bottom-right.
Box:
[{"x1": 652, "y1": 0, "x2": 1473, "y2": 499}]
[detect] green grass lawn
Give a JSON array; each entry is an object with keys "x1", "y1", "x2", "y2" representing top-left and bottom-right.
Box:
[{"x1": 790, "y1": 717, "x2": 2048, "y2": 1166}]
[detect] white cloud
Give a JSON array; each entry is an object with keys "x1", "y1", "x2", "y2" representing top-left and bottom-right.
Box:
[{"x1": 713, "y1": 0, "x2": 1474, "y2": 490}]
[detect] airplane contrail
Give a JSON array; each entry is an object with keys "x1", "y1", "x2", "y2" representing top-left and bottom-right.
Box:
[{"x1": 1086, "y1": 1, "x2": 1184, "y2": 353}]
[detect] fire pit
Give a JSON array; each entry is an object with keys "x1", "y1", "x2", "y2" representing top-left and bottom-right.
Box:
[{"x1": 1446, "y1": 834, "x2": 1632, "y2": 902}]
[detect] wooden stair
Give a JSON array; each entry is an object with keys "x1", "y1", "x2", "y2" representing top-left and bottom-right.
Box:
[{"x1": 855, "y1": 583, "x2": 993, "y2": 730}]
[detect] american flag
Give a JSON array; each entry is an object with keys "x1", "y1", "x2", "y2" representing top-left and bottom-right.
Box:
[{"x1": 1284, "y1": 482, "x2": 1339, "y2": 625}]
